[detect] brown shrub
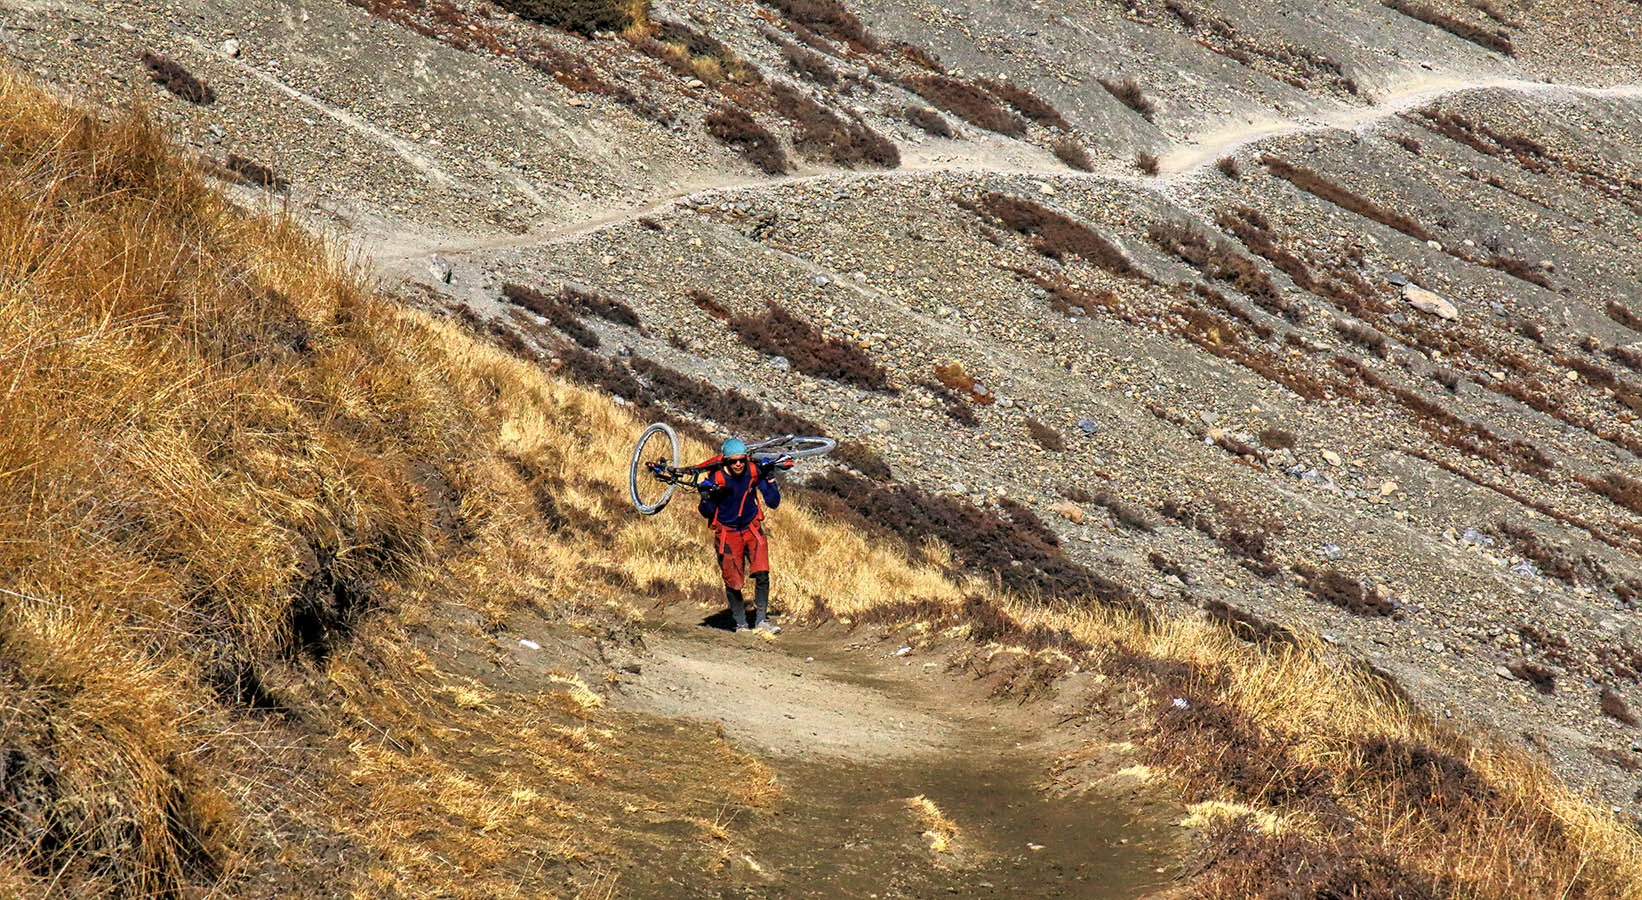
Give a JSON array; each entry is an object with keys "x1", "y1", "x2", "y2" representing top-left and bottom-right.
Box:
[
  {"x1": 688, "y1": 288, "x2": 732, "y2": 318},
  {"x1": 1148, "y1": 222, "x2": 1296, "y2": 322},
  {"x1": 495, "y1": 0, "x2": 640, "y2": 35},
  {"x1": 803, "y1": 470, "x2": 1141, "y2": 610},
  {"x1": 1204, "y1": 600, "x2": 1297, "y2": 647},
  {"x1": 728, "y1": 301, "x2": 892, "y2": 390},
  {"x1": 1382, "y1": 0, "x2": 1514, "y2": 55},
  {"x1": 502, "y1": 283, "x2": 601, "y2": 348},
  {"x1": 976, "y1": 78, "x2": 1068, "y2": 129},
  {"x1": 704, "y1": 107, "x2": 791, "y2": 174},
  {"x1": 1148, "y1": 551, "x2": 1187, "y2": 580},
  {"x1": 770, "y1": 83, "x2": 899, "y2": 168},
  {"x1": 1091, "y1": 491, "x2": 1155, "y2": 532},
  {"x1": 1261, "y1": 155, "x2": 1435, "y2": 242},
  {"x1": 902, "y1": 75, "x2": 1026, "y2": 136},
  {"x1": 1097, "y1": 78, "x2": 1155, "y2": 122},
  {"x1": 1052, "y1": 137, "x2": 1094, "y2": 172},
  {"x1": 894, "y1": 41, "x2": 945, "y2": 73},
  {"x1": 1257, "y1": 428, "x2": 1296, "y2": 449},
  {"x1": 1215, "y1": 156, "x2": 1240, "y2": 178},
  {"x1": 760, "y1": 0, "x2": 879, "y2": 50},
  {"x1": 559, "y1": 284, "x2": 641, "y2": 328},
  {"x1": 1607, "y1": 301, "x2": 1642, "y2": 334},
  {"x1": 904, "y1": 105, "x2": 953, "y2": 138},
  {"x1": 1598, "y1": 687, "x2": 1638, "y2": 727},
  {"x1": 1507, "y1": 658, "x2": 1557, "y2": 694},
  {"x1": 140, "y1": 52, "x2": 216, "y2": 105},
  {"x1": 223, "y1": 155, "x2": 289, "y2": 192},
  {"x1": 963, "y1": 193, "x2": 1147, "y2": 280},
  {"x1": 777, "y1": 39, "x2": 839, "y2": 86},
  {"x1": 1295, "y1": 566, "x2": 1395, "y2": 617},
  {"x1": 1335, "y1": 319, "x2": 1390, "y2": 358},
  {"x1": 932, "y1": 362, "x2": 996, "y2": 405},
  {"x1": 1393, "y1": 134, "x2": 1423, "y2": 154},
  {"x1": 1483, "y1": 254, "x2": 1552, "y2": 288},
  {"x1": 1026, "y1": 418, "x2": 1065, "y2": 451},
  {"x1": 1136, "y1": 152, "x2": 1160, "y2": 175},
  {"x1": 1582, "y1": 471, "x2": 1642, "y2": 516}
]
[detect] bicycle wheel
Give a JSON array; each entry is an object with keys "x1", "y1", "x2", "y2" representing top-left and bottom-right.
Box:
[
  {"x1": 776, "y1": 435, "x2": 836, "y2": 459},
  {"x1": 629, "y1": 422, "x2": 681, "y2": 515}
]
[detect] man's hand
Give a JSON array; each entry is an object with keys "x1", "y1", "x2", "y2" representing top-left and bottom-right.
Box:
[
  {"x1": 761, "y1": 456, "x2": 795, "y2": 480},
  {"x1": 696, "y1": 480, "x2": 726, "y2": 498}
]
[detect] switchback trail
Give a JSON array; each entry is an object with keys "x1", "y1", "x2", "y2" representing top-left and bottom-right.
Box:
[{"x1": 367, "y1": 72, "x2": 1642, "y2": 272}]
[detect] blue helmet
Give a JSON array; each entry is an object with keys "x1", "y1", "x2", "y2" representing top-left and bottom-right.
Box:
[{"x1": 720, "y1": 438, "x2": 748, "y2": 460}]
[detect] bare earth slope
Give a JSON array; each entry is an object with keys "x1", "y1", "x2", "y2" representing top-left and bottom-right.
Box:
[{"x1": 7, "y1": 0, "x2": 1642, "y2": 893}]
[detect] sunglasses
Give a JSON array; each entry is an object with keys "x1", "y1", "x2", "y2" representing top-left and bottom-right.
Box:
[{"x1": 724, "y1": 456, "x2": 748, "y2": 465}]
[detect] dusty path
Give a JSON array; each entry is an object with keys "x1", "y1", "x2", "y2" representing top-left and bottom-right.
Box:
[
  {"x1": 367, "y1": 72, "x2": 1642, "y2": 272},
  {"x1": 610, "y1": 609, "x2": 1185, "y2": 898}
]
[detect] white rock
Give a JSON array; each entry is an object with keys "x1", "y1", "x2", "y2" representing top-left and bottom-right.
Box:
[
  {"x1": 1403, "y1": 285, "x2": 1458, "y2": 320},
  {"x1": 221, "y1": 38, "x2": 242, "y2": 58}
]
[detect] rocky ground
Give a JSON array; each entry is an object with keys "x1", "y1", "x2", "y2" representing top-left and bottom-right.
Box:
[{"x1": 10, "y1": 0, "x2": 1642, "y2": 814}]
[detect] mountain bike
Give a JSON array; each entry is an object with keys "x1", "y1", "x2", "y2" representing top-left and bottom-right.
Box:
[{"x1": 628, "y1": 423, "x2": 836, "y2": 515}]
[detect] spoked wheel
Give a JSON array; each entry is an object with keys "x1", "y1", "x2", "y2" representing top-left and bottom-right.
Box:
[
  {"x1": 751, "y1": 435, "x2": 836, "y2": 461},
  {"x1": 629, "y1": 422, "x2": 681, "y2": 515}
]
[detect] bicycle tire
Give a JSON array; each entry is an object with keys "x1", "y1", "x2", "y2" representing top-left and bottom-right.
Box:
[
  {"x1": 770, "y1": 435, "x2": 836, "y2": 459},
  {"x1": 629, "y1": 422, "x2": 681, "y2": 515}
]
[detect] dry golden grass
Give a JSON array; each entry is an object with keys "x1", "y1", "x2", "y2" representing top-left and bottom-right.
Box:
[
  {"x1": 904, "y1": 795, "x2": 959, "y2": 854},
  {"x1": 1, "y1": 63, "x2": 1638, "y2": 900}
]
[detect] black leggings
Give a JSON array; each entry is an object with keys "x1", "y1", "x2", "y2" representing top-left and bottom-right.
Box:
[{"x1": 726, "y1": 572, "x2": 770, "y2": 626}]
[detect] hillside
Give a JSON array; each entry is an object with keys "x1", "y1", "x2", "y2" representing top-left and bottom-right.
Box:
[{"x1": 4, "y1": 0, "x2": 1642, "y2": 896}]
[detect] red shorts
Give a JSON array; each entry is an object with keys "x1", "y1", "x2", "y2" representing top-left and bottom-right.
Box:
[{"x1": 715, "y1": 523, "x2": 769, "y2": 591}]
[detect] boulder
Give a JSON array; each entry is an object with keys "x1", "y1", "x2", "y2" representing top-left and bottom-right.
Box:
[{"x1": 1403, "y1": 285, "x2": 1458, "y2": 320}]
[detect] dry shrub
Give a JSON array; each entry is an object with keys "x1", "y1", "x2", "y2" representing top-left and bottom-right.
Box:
[
  {"x1": 1295, "y1": 566, "x2": 1395, "y2": 617},
  {"x1": 1582, "y1": 471, "x2": 1642, "y2": 516},
  {"x1": 494, "y1": 0, "x2": 643, "y2": 35},
  {"x1": 976, "y1": 78, "x2": 1068, "y2": 129},
  {"x1": 1215, "y1": 156, "x2": 1240, "y2": 178},
  {"x1": 559, "y1": 284, "x2": 641, "y2": 328},
  {"x1": 140, "y1": 51, "x2": 216, "y2": 105},
  {"x1": 502, "y1": 282, "x2": 600, "y2": 348},
  {"x1": 1097, "y1": 77, "x2": 1154, "y2": 121},
  {"x1": 1261, "y1": 155, "x2": 1436, "y2": 242},
  {"x1": 1607, "y1": 301, "x2": 1642, "y2": 334},
  {"x1": 905, "y1": 105, "x2": 953, "y2": 138},
  {"x1": 705, "y1": 107, "x2": 791, "y2": 174},
  {"x1": 1382, "y1": 0, "x2": 1514, "y2": 55},
  {"x1": 224, "y1": 154, "x2": 290, "y2": 191},
  {"x1": 1600, "y1": 687, "x2": 1638, "y2": 727},
  {"x1": 1052, "y1": 137, "x2": 1094, "y2": 172},
  {"x1": 963, "y1": 193, "x2": 1147, "y2": 279},
  {"x1": 1026, "y1": 418, "x2": 1065, "y2": 451},
  {"x1": 1148, "y1": 221, "x2": 1297, "y2": 322},
  {"x1": 1091, "y1": 491, "x2": 1155, "y2": 532},
  {"x1": 1136, "y1": 151, "x2": 1160, "y2": 175},
  {"x1": 759, "y1": 0, "x2": 879, "y2": 50},
  {"x1": 902, "y1": 75, "x2": 1026, "y2": 136},
  {"x1": 1508, "y1": 658, "x2": 1558, "y2": 694},
  {"x1": 770, "y1": 82, "x2": 899, "y2": 168},
  {"x1": 1335, "y1": 319, "x2": 1390, "y2": 358},
  {"x1": 1393, "y1": 134, "x2": 1423, "y2": 154},
  {"x1": 803, "y1": 471, "x2": 1141, "y2": 610},
  {"x1": 1257, "y1": 428, "x2": 1296, "y2": 450},
  {"x1": 728, "y1": 301, "x2": 892, "y2": 390},
  {"x1": 932, "y1": 361, "x2": 996, "y2": 405},
  {"x1": 895, "y1": 42, "x2": 945, "y2": 73},
  {"x1": 689, "y1": 288, "x2": 732, "y2": 318},
  {"x1": 1203, "y1": 600, "x2": 1297, "y2": 647},
  {"x1": 777, "y1": 38, "x2": 839, "y2": 85}
]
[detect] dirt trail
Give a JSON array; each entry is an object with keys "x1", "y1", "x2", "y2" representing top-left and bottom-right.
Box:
[
  {"x1": 368, "y1": 72, "x2": 1642, "y2": 272},
  {"x1": 610, "y1": 610, "x2": 1185, "y2": 899}
]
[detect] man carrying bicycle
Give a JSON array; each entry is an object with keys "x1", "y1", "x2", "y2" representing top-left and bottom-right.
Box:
[{"x1": 697, "y1": 438, "x2": 790, "y2": 633}]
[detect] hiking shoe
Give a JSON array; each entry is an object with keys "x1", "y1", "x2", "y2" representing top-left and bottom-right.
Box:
[
  {"x1": 732, "y1": 621, "x2": 751, "y2": 633},
  {"x1": 755, "y1": 620, "x2": 781, "y2": 634}
]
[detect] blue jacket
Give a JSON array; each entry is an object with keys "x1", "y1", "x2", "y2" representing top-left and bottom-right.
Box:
[{"x1": 698, "y1": 462, "x2": 780, "y2": 530}]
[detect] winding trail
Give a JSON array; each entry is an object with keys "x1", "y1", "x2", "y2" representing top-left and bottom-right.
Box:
[{"x1": 369, "y1": 73, "x2": 1642, "y2": 269}]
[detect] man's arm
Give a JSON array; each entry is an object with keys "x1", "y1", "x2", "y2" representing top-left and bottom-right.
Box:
[{"x1": 758, "y1": 473, "x2": 781, "y2": 510}]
